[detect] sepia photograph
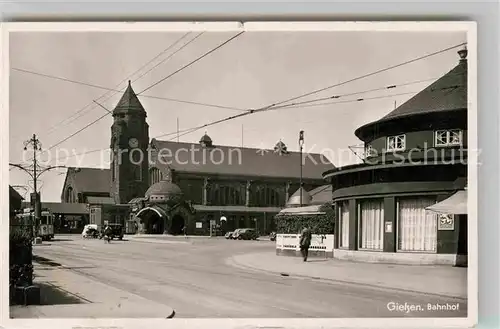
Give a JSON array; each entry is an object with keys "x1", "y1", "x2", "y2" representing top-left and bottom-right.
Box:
[{"x1": 3, "y1": 22, "x2": 476, "y2": 327}]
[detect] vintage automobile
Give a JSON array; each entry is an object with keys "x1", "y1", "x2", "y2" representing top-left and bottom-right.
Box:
[
  {"x1": 233, "y1": 228, "x2": 258, "y2": 240},
  {"x1": 101, "y1": 224, "x2": 124, "y2": 240},
  {"x1": 82, "y1": 224, "x2": 99, "y2": 239}
]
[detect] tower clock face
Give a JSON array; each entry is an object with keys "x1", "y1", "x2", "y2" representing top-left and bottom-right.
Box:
[{"x1": 128, "y1": 138, "x2": 139, "y2": 148}]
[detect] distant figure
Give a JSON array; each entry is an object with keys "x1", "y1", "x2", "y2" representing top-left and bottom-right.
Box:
[
  {"x1": 103, "y1": 225, "x2": 112, "y2": 243},
  {"x1": 299, "y1": 226, "x2": 312, "y2": 262},
  {"x1": 182, "y1": 226, "x2": 187, "y2": 238},
  {"x1": 152, "y1": 223, "x2": 157, "y2": 234}
]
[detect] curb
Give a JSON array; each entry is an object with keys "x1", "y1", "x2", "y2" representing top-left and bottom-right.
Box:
[{"x1": 227, "y1": 256, "x2": 467, "y2": 301}]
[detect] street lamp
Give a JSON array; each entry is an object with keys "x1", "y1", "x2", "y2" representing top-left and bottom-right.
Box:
[
  {"x1": 299, "y1": 130, "x2": 304, "y2": 207},
  {"x1": 11, "y1": 134, "x2": 65, "y2": 240}
]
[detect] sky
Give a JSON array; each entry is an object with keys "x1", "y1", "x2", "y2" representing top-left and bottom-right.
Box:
[{"x1": 8, "y1": 30, "x2": 466, "y2": 202}]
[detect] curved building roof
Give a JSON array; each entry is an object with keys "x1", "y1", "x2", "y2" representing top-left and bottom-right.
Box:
[
  {"x1": 286, "y1": 187, "x2": 312, "y2": 207},
  {"x1": 355, "y1": 47, "x2": 468, "y2": 141},
  {"x1": 145, "y1": 180, "x2": 183, "y2": 197}
]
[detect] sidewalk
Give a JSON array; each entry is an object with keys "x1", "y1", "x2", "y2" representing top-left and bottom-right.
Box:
[
  {"x1": 227, "y1": 251, "x2": 467, "y2": 299},
  {"x1": 10, "y1": 262, "x2": 175, "y2": 318}
]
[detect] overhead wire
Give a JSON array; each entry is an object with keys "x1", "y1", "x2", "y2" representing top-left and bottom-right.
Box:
[
  {"x1": 41, "y1": 32, "x2": 193, "y2": 136},
  {"x1": 48, "y1": 87, "x2": 429, "y2": 163},
  {"x1": 44, "y1": 42, "x2": 464, "y2": 164},
  {"x1": 137, "y1": 31, "x2": 245, "y2": 95},
  {"x1": 40, "y1": 32, "x2": 245, "y2": 157},
  {"x1": 262, "y1": 42, "x2": 467, "y2": 110},
  {"x1": 12, "y1": 66, "x2": 248, "y2": 112}
]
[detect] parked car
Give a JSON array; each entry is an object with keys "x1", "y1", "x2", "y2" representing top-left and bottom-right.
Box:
[
  {"x1": 234, "y1": 228, "x2": 258, "y2": 240},
  {"x1": 102, "y1": 223, "x2": 124, "y2": 240},
  {"x1": 225, "y1": 231, "x2": 234, "y2": 239},
  {"x1": 269, "y1": 232, "x2": 276, "y2": 241},
  {"x1": 228, "y1": 228, "x2": 240, "y2": 240}
]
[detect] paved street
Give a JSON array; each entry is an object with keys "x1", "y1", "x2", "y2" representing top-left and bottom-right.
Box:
[{"x1": 19, "y1": 234, "x2": 467, "y2": 318}]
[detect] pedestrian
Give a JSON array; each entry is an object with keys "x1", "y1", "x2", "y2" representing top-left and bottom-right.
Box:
[
  {"x1": 103, "y1": 225, "x2": 112, "y2": 243},
  {"x1": 299, "y1": 226, "x2": 312, "y2": 262},
  {"x1": 182, "y1": 225, "x2": 187, "y2": 238}
]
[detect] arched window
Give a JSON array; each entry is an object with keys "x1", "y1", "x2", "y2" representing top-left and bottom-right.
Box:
[
  {"x1": 149, "y1": 167, "x2": 163, "y2": 185},
  {"x1": 254, "y1": 186, "x2": 281, "y2": 207},
  {"x1": 65, "y1": 187, "x2": 75, "y2": 203},
  {"x1": 210, "y1": 184, "x2": 244, "y2": 206}
]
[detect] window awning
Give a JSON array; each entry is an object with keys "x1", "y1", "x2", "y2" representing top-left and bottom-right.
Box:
[{"x1": 425, "y1": 190, "x2": 467, "y2": 215}]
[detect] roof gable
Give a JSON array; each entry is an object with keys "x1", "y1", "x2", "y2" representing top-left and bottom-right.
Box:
[
  {"x1": 62, "y1": 167, "x2": 111, "y2": 196},
  {"x1": 150, "y1": 139, "x2": 334, "y2": 180},
  {"x1": 9, "y1": 186, "x2": 23, "y2": 201}
]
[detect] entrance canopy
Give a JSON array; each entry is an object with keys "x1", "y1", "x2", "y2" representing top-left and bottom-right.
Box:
[
  {"x1": 426, "y1": 190, "x2": 467, "y2": 215},
  {"x1": 136, "y1": 205, "x2": 168, "y2": 219}
]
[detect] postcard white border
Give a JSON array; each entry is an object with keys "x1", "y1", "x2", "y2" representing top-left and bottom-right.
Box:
[{"x1": 1, "y1": 21, "x2": 478, "y2": 329}]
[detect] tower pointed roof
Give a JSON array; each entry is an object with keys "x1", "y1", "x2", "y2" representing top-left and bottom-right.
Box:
[
  {"x1": 113, "y1": 80, "x2": 146, "y2": 114},
  {"x1": 355, "y1": 46, "x2": 467, "y2": 141}
]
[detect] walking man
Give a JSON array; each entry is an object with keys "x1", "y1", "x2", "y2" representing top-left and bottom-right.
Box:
[{"x1": 299, "y1": 226, "x2": 312, "y2": 262}]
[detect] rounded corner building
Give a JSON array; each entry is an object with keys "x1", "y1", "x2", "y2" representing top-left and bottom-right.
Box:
[{"x1": 323, "y1": 46, "x2": 469, "y2": 266}]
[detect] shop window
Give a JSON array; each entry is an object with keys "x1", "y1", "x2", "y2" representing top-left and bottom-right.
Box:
[
  {"x1": 435, "y1": 129, "x2": 462, "y2": 147},
  {"x1": 397, "y1": 197, "x2": 437, "y2": 252},
  {"x1": 339, "y1": 201, "x2": 350, "y2": 248},
  {"x1": 386, "y1": 134, "x2": 406, "y2": 152},
  {"x1": 358, "y1": 199, "x2": 384, "y2": 250}
]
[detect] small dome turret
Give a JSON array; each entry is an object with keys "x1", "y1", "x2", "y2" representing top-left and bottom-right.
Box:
[{"x1": 199, "y1": 132, "x2": 213, "y2": 147}]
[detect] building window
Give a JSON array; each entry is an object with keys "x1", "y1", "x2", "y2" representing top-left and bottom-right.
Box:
[
  {"x1": 149, "y1": 168, "x2": 163, "y2": 185},
  {"x1": 339, "y1": 201, "x2": 349, "y2": 248},
  {"x1": 65, "y1": 187, "x2": 75, "y2": 203},
  {"x1": 364, "y1": 144, "x2": 375, "y2": 158},
  {"x1": 358, "y1": 199, "x2": 384, "y2": 250},
  {"x1": 397, "y1": 197, "x2": 438, "y2": 252},
  {"x1": 387, "y1": 135, "x2": 406, "y2": 152},
  {"x1": 435, "y1": 129, "x2": 462, "y2": 147}
]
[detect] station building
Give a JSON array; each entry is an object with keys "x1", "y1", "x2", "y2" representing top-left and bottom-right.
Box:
[
  {"x1": 58, "y1": 81, "x2": 334, "y2": 235},
  {"x1": 323, "y1": 47, "x2": 469, "y2": 266}
]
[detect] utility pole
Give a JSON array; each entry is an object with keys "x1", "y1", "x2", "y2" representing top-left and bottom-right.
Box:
[
  {"x1": 25, "y1": 134, "x2": 41, "y2": 239},
  {"x1": 299, "y1": 130, "x2": 304, "y2": 207},
  {"x1": 10, "y1": 134, "x2": 66, "y2": 241}
]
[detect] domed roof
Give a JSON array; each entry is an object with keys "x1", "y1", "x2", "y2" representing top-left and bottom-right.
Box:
[
  {"x1": 355, "y1": 46, "x2": 467, "y2": 141},
  {"x1": 145, "y1": 180, "x2": 183, "y2": 197},
  {"x1": 286, "y1": 187, "x2": 312, "y2": 207},
  {"x1": 199, "y1": 133, "x2": 212, "y2": 144}
]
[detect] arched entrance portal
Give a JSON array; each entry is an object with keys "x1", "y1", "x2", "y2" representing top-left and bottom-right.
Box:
[
  {"x1": 137, "y1": 207, "x2": 166, "y2": 234},
  {"x1": 170, "y1": 214, "x2": 185, "y2": 235}
]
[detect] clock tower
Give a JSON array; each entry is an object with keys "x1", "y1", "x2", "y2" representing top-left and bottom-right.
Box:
[{"x1": 110, "y1": 80, "x2": 150, "y2": 204}]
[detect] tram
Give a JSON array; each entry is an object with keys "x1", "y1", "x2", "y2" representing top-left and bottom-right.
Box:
[{"x1": 13, "y1": 208, "x2": 55, "y2": 241}]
